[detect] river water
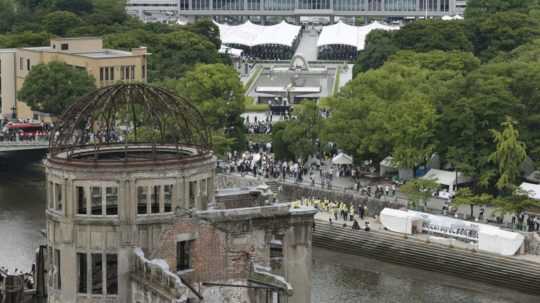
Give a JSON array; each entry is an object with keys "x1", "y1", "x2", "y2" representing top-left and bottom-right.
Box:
[{"x1": 1, "y1": 156, "x2": 539, "y2": 302}]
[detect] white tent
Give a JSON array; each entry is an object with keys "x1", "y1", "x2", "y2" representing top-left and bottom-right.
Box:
[
  {"x1": 442, "y1": 15, "x2": 464, "y2": 21},
  {"x1": 219, "y1": 45, "x2": 243, "y2": 57},
  {"x1": 380, "y1": 156, "x2": 398, "y2": 176},
  {"x1": 332, "y1": 152, "x2": 353, "y2": 165},
  {"x1": 519, "y1": 182, "x2": 540, "y2": 200},
  {"x1": 380, "y1": 208, "x2": 422, "y2": 234},
  {"x1": 317, "y1": 20, "x2": 400, "y2": 51},
  {"x1": 421, "y1": 169, "x2": 472, "y2": 194},
  {"x1": 214, "y1": 20, "x2": 301, "y2": 48},
  {"x1": 380, "y1": 208, "x2": 525, "y2": 256}
]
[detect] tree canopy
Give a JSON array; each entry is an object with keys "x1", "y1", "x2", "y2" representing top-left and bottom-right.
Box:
[{"x1": 18, "y1": 61, "x2": 96, "y2": 115}]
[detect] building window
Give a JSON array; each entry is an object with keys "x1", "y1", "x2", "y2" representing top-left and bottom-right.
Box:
[
  {"x1": 55, "y1": 249, "x2": 61, "y2": 290},
  {"x1": 91, "y1": 253, "x2": 103, "y2": 295},
  {"x1": 100, "y1": 67, "x2": 104, "y2": 81},
  {"x1": 105, "y1": 187, "x2": 118, "y2": 215},
  {"x1": 176, "y1": 241, "x2": 192, "y2": 271},
  {"x1": 77, "y1": 253, "x2": 87, "y2": 293},
  {"x1": 19, "y1": 57, "x2": 23, "y2": 70},
  {"x1": 61, "y1": 43, "x2": 69, "y2": 50},
  {"x1": 142, "y1": 65, "x2": 145, "y2": 79},
  {"x1": 91, "y1": 186, "x2": 102, "y2": 215},
  {"x1": 26, "y1": 59, "x2": 30, "y2": 71},
  {"x1": 164, "y1": 184, "x2": 173, "y2": 212},
  {"x1": 105, "y1": 67, "x2": 109, "y2": 81},
  {"x1": 77, "y1": 186, "x2": 87, "y2": 214},
  {"x1": 109, "y1": 67, "x2": 115, "y2": 81},
  {"x1": 137, "y1": 186, "x2": 147, "y2": 214},
  {"x1": 55, "y1": 183, "x2": 62, "y2": 211},
  {"x1": 151, "y1": 185, "x2": 160, "y2": 213},
  {"x1": 106, "y1": 254, "x2": 118, "y2": 295},
  {"x1": 189, "y1": 181, "x2": 196, "y2": 208},
  {"x1": 130, "y1": 65, "x2": 135, "y2": 80},
  {"x1": 48, "y1": 182, "x2": 54, "y2": 209}
]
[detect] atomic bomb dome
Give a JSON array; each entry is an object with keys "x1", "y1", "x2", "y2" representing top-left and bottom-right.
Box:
[{"x1": 48, "y1": 83, "x2": 211, "y2": 164}]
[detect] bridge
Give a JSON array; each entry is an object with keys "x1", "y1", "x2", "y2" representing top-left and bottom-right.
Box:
[
  {"x1": 127, "y1": 0, "x2": 466, "y2": 20},
  {"x1": 0, "y1": 140, "x2": 49, "y2": 152}
]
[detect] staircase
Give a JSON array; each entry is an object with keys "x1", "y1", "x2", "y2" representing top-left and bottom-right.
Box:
[{"x1": 313, "y1": 221, "x2": 540, "y2": 295}]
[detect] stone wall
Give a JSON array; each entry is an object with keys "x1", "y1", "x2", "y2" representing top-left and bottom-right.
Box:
[{"x1": 215, "y1": 174, "x2": 265, "y2": 190}]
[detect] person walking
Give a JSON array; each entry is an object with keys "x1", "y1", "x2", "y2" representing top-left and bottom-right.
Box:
[{"x1": 359, "y1": 204, "x2": 365, "y2": 220}]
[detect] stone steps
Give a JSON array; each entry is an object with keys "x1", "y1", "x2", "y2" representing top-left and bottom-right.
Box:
[{"x1": 312, "y1": 221, "x2": 540, "y2": 295}]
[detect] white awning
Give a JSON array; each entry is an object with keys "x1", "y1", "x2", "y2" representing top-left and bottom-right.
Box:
[
  {"x1": 214, "y1": 20, "x2": 301, "y2": 48},
  {"x1": 332, "y1": 152, "x2": 353, "y2": 165},
  {"x1": 442, "y1": 15, "x2": 464, "y2": 20},
  {"x1": 421, "y1": 169, "x2": 472, "y2": 187},
  {"x1": 317, "y1": 20, "x2": 400, "y2": 50},
  {"x1": 519, "y1": 182, "x2": 540, "y2": 200},
  {"x1": 219, "y1": 45, "x2": 243, "y2": 57}
]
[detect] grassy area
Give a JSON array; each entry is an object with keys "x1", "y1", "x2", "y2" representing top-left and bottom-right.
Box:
[
  {"x1": 332, "y1": 65, "x2": 342, "y2": 96},
  {"x1": 244, "y1": 97, "x2": 269, "y2": 112},
  {"x1": 246, "y1": 133, "x2": 272, "y2": 144}
]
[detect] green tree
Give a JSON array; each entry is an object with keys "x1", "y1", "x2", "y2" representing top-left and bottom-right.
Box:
[
  {"x1": 185, "y1": 19, "x2": 221, "y2": 49},
  {"x1": 51, "y1": 0, "x2": 94, "y2": 15},
  {"x1": 452, "y1": 188, "x2": 493, "y2": 218},
  {"x1": 42, "y1": 11, "x2": 82, "y2": 36},
  {"x1": 0, "y1": 0, "x2": 17, "y2": 32},
  {"x1": 493, "y1": 191, "x2": 540, "y2": 216},
  {"x1": 164, "y1": 63, "x2": 246, "y2": 152},
  {"x1": 400, "y1": 179, "x2": 439, "y2": 209},
  {"x1": 396, "y1": 20, "x2": 473, "y2": 52},
  {"x1": 151, "y1": 30, "x2": 219, "y2": 80},
  {"x1": 275, "y1": 102, "x2": 323, "y2": 161},
  {"x1": 465, "y1": 0, "x2": 535, "y2": 19},
  {"x1": 18, "y1": 61, "x2": 96, "y2": 115},
  {"x1": 353, "y1": 30, "x2": 399, "y2": 75},
  {"x1": 388, "y1": 50, "x2": 481, "y2": 73},
  {"x1": 271, "y1": 122, "x2": 295, "y2": 161},
  {"x1": 489, "y1": 117, "x2": 527, "y2": 193},
  {"x1": 0, "y1": 31, "x2": 50, "y2": 48},
  {"x1": 469, "y1": 11, "x2": 540, "y2": 60}
]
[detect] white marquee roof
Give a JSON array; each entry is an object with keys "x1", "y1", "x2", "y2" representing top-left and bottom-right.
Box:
[
  {"x1": 214, "y1": 20, "x2": 301, "y2": 48},
  {"x1": 421, "y1": 169, "x2": 472, "y2": 187},
  {"x1": 519, "y1": 182, "x2": 540, "y2": 200},
  {"x1": 317, "y1": 20, "x2": 400, "y2": 50}
]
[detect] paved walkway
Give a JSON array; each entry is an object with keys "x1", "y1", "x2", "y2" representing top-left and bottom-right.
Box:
[{"x1": 294, "y1": 28, "x2": 319, "y2": 61}]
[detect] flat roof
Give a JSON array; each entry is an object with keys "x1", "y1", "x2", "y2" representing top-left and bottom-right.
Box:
[
  {"x1": 19, "y1": 47, "x2": 137, "y2": 58},
  {"x1": 0, "y1": 48, "x2": 16, "y2": 53},
  {"x1": 50, "y1": 37, "x2": 101, "y2": 41}
]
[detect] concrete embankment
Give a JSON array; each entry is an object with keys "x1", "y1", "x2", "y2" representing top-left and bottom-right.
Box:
[{"x1": 312, "y1": 221, "x2": 540, "y2": 295}]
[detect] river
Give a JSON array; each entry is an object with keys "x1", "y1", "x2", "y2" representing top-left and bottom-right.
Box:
[{"x1": 1, "y1": 156, "x2": 539, "y2": 302}]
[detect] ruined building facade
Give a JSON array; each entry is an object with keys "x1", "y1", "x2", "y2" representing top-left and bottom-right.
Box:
[{"x1": 43, "y1": 84, "x2": 315, "y2": 303}]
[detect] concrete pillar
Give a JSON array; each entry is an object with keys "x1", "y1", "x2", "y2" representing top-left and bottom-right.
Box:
[
  {"x1": 283, "y1": 222, "x2": 312, "y2": 303},
  {"x1": 329, "y1": 15, "x2": 335, "y2": 23},
  {"x1": 381, "y1": 0, "x2": 385, "y2": 11},
  {"x1": 449, "y1": 0, "x2": 455, "y2": 14},
  {"x1": 364, "y1": 15, "x2": 369, "y2": 24},
  {"x1": 262, "y1": 15, "x2": 267, "y2": 25}
]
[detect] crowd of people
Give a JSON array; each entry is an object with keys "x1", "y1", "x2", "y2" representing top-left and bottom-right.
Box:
[
  {"x1": 291, "y1": 197, "x2": 371, "y2": 231},
  {"x1": 512, "y1": 213, "x2": 540, "y2": 232},
  {"x1": 245, "y1": 116, "x2": 272, "y2": 134}
]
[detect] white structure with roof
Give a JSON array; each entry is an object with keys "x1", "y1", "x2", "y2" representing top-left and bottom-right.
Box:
[
  {"x1": 421, "y1": 168, "x2": 472, "y2": 194},
  {"x1": 519, "y1": 182, "x2": 540, "y2": 200},
  {"x1": 215, "y1": 20, "x2": 301, "y2": 48},
  {"x1": 332, "y1": 152, "x2": 353, "y2": 165},
  {"x1": 317, "y1": 20, "x2": 400, "y2": 51}
]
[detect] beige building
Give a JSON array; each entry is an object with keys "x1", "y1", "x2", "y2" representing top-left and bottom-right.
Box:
[{"x1": 0, "y1": 37, "x2": 148, "y2": 121}]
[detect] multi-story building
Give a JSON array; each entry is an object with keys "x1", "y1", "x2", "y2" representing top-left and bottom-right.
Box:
[
  {"x1": 0, "y1": 37, "x2": 148, "y2": 121},
  {"x1": 126, "y1": 0, "x2": 467, "y2": 22},
  {"x1": 43, "y1": 83, "x2": 315, "y2": 303}
]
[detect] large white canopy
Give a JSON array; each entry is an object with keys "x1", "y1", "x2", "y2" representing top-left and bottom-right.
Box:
[
  {"x1": 317, "y1": 20, "x2": 400, "y2": 50},
  {"x1": 332, "y1": 152, "x2": 353, "y2": 165},
  {"x1": 214, "y1": 20, "x2": 301, "y2": 48},
  {"x1": 519, "y1": 182, "x2": 540, "y2": 200},
  {"x1": 421, "y1": 169, "x2": 472, "y2": 188}
]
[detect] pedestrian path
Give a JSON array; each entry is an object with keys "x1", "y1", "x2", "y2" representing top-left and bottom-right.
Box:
[{"x1": 294, "y1": 29, "x2": 319, "y2": 61}]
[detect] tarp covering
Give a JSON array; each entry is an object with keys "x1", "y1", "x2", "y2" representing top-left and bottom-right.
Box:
[
  {"x1": 380, "y1": 208, "x2": 422, "y2": 234},
  {"x1": 421, "y1": 169, "x2": 472, "y2": 189},
  {"x1": 332, "y1": 152, "x2": 353, "y2": 165},
  {"x1": 214, "y1": 20, "x2": 301, "y2": 48},
  {"x1": 379, "y1": 208, "x2": 525, "y2": 256},
  {"x1": 317, "y1": 20, "x2": 400, "y2": 50},
  {"x1": 519, "y1": 182, "x2": 540, "y2": 200}
]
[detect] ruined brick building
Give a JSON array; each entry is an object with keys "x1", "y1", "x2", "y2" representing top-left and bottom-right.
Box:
[{"x1": 43, "y1": 84, "x2": 316, "y2": 303}]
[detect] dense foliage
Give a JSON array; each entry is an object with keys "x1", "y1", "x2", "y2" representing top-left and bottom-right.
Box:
[{"x1": 18, "y1": 62, "x2": 96, "y2": 115}]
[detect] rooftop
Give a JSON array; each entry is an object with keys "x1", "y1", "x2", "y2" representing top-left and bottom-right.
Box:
[{"x1": 20, "y1": 47, "x2": 138, "y2": 58}]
